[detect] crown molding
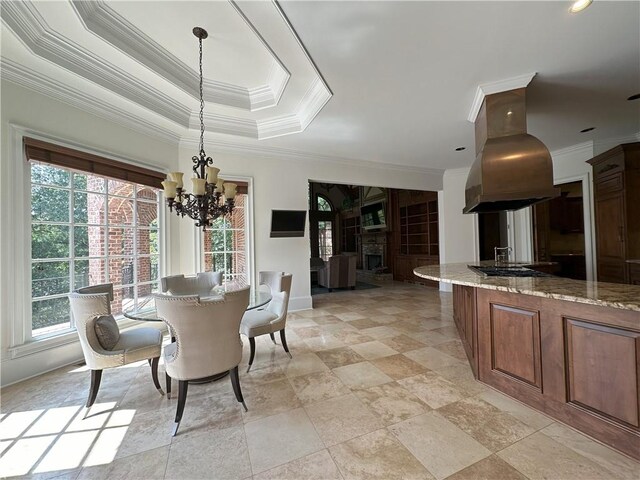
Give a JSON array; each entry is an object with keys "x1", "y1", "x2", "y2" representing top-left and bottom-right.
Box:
[
  {"x1": 593, "y1": 132, "x2": 640, "y2": 148},
  {"x1": 179, "y1": 136, "x2": 444, "y2": 177},
  {"x1": 550, "y1": 141, "x2": 593, "y2": 159},
  {"x1": 467, "y1": 72, "x2": 537, "y2": 123},
  {"x1": 71, "y1": 0, "x2": 290, "y2": 111},
  {"x1": 444, "y1": 167, "x2": 472, "y2": 177},
  {"x1": 2, "y1": 0, "x2": 192, "y2": 126},
  {"x1": 1, "y1": 57, "x2": 182, "y2": 144}
]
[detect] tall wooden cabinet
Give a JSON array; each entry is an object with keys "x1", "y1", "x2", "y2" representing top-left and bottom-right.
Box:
[
  {"x1": 588, "y1": 143, "x2": 640, "y2": 284},
  {"x1": 389, "y1": 190, "x2": 439, "y2": 284}
]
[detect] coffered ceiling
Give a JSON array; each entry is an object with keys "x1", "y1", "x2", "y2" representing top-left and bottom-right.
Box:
[{"x1": 2, "y1": 1, "x2": 639, "y2": 171}]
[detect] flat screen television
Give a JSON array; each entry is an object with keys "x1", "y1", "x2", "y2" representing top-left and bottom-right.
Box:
[
  {"x1": 361, "y1": 201, "x2": 386, "y2": 230},
  {"x1": 270, "y1": 210, "x2": 307, "y2": 237}
]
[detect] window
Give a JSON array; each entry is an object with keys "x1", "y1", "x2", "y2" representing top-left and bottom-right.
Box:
[
  {"x1": 203, "y1": 191, "x2": 248, "y2": 283},
  {"x1": 318, "y1": 220, "x2": 333, "y2": 261},
  {"x1": 30, "y1": 161, "x2": 161, "y2": 337},
  {"x1": 317, "y1": 194, "x2": 333, "y2": 211}
]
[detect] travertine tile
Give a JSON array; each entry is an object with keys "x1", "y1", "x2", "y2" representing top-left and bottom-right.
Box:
[
  {"x1": 350, "y1": 341, "x2": 399, "y2": 360},
  {"x1": 316, "y1": 347, "x2": 366, "y2": 369},
  {"x1": 478, "y1": 389, "x2": 553, "y2": 430},
  {"x1": 242, "y1": 378, "x2": 302, "y2": 423},
  {"x1": 332, "y1": 362, "x2": 393, "y2": 390},
  {"x1": 497, "y1": 431, "x2": 616, "y2": 480},
  {"x1": 390, "y1": 411, "x2": 491, "y2": 480},
  {"x1": 288, "y1": 371, "x2": 350, "y2": 405},
  {"x1": 114, "y1": 407, "x2": 174, "y2": 459},
  {"x1": 165, "y1": 426, "x2": 251, "y2": 480},
  {"x1": 303, "y1": 333, "x2": 346, "y2": 351},
  {"x1": 437, "y1": 397, "x2": 535, "y2": 451},
  {"x1": 253, "y1": 450, "x2": 342, "y2": 480},
  {"x1": 371, "y1": 354, "x2": 429, "y2": 380},
  {"x1": 404, "y1": 347, "x2": 463, "y2": 370},
  {"x1": 329, "y1": 328, "x2": 375, "y2": 345},
  {"x1": 355, "y1": 382, "x2": 429, "y2": 425},
  {"x1": 432, "y1": 340, "x2": 469, "y2": 362},
  {"x1": 360, "y1": 326, "x2": 401, "y2": 340},
  {"x1": 444, "y1": 454, "x2": 527, "y2": 480},
  {"x1": 334, "y1": 312, "x2": 367, "y2": 322},
  {"x1": 330, "y1": 428, "x2": 434, "y2": 480},
  {"x1": 541, "y1": 422, "x2": 640, "y2": 479},
  {"x1": 380, "y1": 334, "x2": 426, "y2": 353},
  {"x1": 245, "y1": 408, "x2": 324, "y2": 474},
  {"x1": 278, "y1": 353, "x2": 329, "y2": 379},
  {"x1": 432, "y1": 363, "x2": 486, "y2": 396},
  {"x1": 398, "y1": 371, "x2": 469, "y2": 409},
  {"x1": 77, "y1": 445, "x2": 168, "y2": 479},
  {"x1": 305, "y1": 394, "x2": 384, "y2": 447},
  {"x1": 346, "y1": 318, "x2": 381, "y2": 330}
]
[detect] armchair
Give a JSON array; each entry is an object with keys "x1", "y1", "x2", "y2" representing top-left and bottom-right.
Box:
[
  {"x1": 317, "y1": 255, "x2": 357, "y2": 291},
  {"x1": 160, "y1": 272, "x2": 223, "y2": 296},
  {"x1": 155, "y1": 287, "x2": 250, "y2": 436},
  {"x1": 69, "y1": 283, "x2": 164, "y2": 412}
]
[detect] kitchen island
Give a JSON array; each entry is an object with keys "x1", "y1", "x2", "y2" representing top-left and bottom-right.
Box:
[{"x1": 414, "y1": 263, "x2": 640, "y2": 460}]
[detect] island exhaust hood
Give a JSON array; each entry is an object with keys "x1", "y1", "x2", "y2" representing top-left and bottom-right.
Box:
[{"x1": 463, "y1": 88, "x2": 559, "y2": 214}]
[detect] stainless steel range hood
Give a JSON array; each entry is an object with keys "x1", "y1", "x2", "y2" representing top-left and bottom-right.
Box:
[{"x1": 463, "y1": 88, "x2": 559, "y2": 214}]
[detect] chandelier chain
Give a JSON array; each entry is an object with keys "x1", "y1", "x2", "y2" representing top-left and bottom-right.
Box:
[{"x1": 198, "y1": 35, "x2": 205, "y2": 157}]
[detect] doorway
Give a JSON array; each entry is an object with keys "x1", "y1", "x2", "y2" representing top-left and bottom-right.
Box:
[
  {"x1": 478, "y1": 212, "x2": 509, "y2": 261},
  {"x1": 532, "y1": 181, "x2": 586, "y2": 280}
]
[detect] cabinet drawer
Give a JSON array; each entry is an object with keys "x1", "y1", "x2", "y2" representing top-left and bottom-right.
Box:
[
  {"x1": 596, "y1": 172, "x2": 624, "y2": 194},
  {"x1": 593, "y1": 155, "x2": 625, "y2": 178}
]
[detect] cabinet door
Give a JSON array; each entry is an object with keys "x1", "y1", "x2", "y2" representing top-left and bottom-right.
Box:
[{"x1": 596, "y1": 192, "x2": 625, "y2": 260}]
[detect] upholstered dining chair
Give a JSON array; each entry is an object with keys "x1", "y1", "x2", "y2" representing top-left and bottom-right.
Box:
[
  {"x1": 154, "y1": 286, "x2": 250, "y2": 436},
  {"x1": 69, "y1": 284, "x2": 164, "y2": 413},
  {"x1": 160, "y1": 271, "x2": 223, "y2": 296},
  {"x1": 240, "y1": 273, "x2": 293, "y2": 372},
  {"x1": 256, "y1": 271, "x2": 284, "y2": 344}
]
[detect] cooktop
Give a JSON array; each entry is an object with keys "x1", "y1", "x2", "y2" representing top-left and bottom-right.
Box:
[{"x1": 467, "y1": 265, "x2": 553, "y2": 278}]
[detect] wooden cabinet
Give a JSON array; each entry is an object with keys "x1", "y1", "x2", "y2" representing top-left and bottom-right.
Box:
[
  {"x1": 452, "y1": 285, "x2": 477, "y2": 377},
  {"x1": 472, "y1": 288, "x2": 640, "y2": 459},
  {"x1": 629, "y1": 263, "x2": 640, "y2": 285},
  {"x1": 390, "y1": 189, "x2": 439, "y2": 285},
  {"x1": 589, "y1": 143, "x2": 640, "y2": 284}
]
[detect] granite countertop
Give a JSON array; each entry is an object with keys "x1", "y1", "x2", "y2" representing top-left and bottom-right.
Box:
[{"x1": 414, "y1": 262, "x2": 640, "y2": 312}]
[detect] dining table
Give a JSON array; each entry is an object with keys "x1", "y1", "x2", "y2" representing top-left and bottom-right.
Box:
[{"x1": 123, "y1": 285, "x2": 272, "y2": 384}]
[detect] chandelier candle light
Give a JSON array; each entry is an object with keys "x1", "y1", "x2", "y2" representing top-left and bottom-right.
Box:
[{"x1": 161, "y1": 27, "x2": 236, "y2": 228}]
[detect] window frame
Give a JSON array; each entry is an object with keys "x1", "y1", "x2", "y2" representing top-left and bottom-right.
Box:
[
  {"x1": 196, "y1": 176, "x2": 255, "y2": 287},
  {"x1": 316, "y1": 194, "x2": 333, "y2": 212},
  {"x1": 29, "y1": 164, "x2": 163, "y2": 338},
  {"x1": 6, "y1": 127, "x2": 169, "y2": 355}
]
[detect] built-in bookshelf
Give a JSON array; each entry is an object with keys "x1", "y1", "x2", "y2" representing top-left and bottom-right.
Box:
[{"x1": 399, "y1": 198, "x2": 438, "y2": 256}]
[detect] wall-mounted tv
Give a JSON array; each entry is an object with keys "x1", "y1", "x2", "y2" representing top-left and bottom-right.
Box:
[
  {"x1": 270, "y1": 210, "x2": 307, "y2": 237},
  {"x1": 361, "y1": 201, "x2": 386, "y2": 230}
]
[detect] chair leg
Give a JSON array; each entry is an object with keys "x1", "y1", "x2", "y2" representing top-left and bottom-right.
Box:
[
  {"x1": 247, "y1": 337, "x2": 256, "y2": 373},
  {"x1": 269, "y1": 332, "x2": 277, "y2": 344},
  {"x1": 230, "y1": 366, "x2": 248, "y2": 412},
  {"x1": 86, "y1": 369, "x2": 103, "y2": 409},
  {"x1": 166, "y1": 372, "x2": 172, "y2": 399},
  {"x1": 149, "y1": 357, "x2": 164, "y2": 396},
  {"x1": 172, "y1": 380, "x2": 188, "y2": 436},
  {"x1": 280, "y1": 329, "x2": 292, "y2": 359}
]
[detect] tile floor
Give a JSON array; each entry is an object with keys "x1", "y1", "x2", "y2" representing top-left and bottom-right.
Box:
[{"x1": 1, "y1": 283, "x2": 639, "y2": 479}]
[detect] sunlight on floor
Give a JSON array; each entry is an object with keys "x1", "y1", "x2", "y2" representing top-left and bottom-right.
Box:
[{"x1": 0, "y1": 402, "x2": 135, "y2": 477}]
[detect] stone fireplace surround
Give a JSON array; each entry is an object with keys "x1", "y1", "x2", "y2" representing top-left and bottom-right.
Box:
[{"x1": 361, "y1": 232, "x2": 386, "y2": 271}]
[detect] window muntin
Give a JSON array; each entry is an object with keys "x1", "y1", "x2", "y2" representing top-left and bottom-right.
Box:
[
  {"x1": 316, "y1": 195, "x2": 333, "y2": 211},
  {"x1": 203, "y1": 193, "x2": 248, "y2": 284},
  {"x1": 30, "y1": 161, "x2": 161, "y2": 337},
  {"x1": 318, "y1": 220, "x2": 333, "y2": 261}
]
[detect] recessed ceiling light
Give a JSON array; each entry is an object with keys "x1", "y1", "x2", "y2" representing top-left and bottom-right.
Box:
[
  {"x1": 580, "y1": 127, "x2": 595, "y2": 133},
  {"x1": 627, "y1": 93, "x2": 640, "y2": 101},
  {"x1": 569, "y1": 0, "x2": 593, "y2": 13},
  {"x1": 455, "y1": 147, "x2": 466, "y2": 151}
]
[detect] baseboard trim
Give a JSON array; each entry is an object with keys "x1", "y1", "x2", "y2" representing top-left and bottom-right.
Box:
[{"x1": 289, "y1": 295, "x2": 312, "y2": 312}]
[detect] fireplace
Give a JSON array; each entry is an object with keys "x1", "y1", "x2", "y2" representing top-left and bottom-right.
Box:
[{"x1": 366, "y1": 254, "x2": 382, "y2": 271}]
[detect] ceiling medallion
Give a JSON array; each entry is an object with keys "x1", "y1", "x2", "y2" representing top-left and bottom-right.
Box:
[{"x1": 161, "y1": 27, "x2": 236, "y2": 229}]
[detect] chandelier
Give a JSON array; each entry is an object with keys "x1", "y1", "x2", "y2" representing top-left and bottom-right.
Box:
[{"x1": 161, "y1": 27, "x2": 236, "y2": 229}]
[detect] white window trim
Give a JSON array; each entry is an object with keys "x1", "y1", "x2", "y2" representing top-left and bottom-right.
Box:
[
  {"x1": 5, "y1": 124, "x2": 170, "y2": 357},
  {"x1": 194, "y1": 175, "x2": 255, "y2": 287}
]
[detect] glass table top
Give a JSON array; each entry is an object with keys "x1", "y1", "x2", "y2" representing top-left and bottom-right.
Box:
[{"x1": 123, "y1": 286, "x2": 271, "y2": 322}]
